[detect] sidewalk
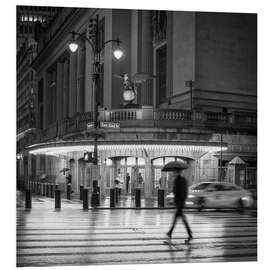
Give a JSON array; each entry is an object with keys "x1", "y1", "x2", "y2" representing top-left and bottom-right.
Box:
[
  {"x1": 17, "y1": 190, "x2": 257, "y2": 210},
  {"x1": 16, "y1": 190, "x2": 170, "y2": 209}
]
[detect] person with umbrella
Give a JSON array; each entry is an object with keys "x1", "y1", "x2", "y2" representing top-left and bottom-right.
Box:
[{"x1": 162, "y1": 161, "x2": 193, "y2": 244}]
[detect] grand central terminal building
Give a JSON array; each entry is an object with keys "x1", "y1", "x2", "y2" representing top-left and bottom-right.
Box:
[{"x1": 17, "y1": 7, "x2": 257, "y2": 199}]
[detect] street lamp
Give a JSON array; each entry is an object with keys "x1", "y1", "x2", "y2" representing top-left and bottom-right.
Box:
[{"x1": 68, "y1": 15, "x2": 123, "y2": 166}]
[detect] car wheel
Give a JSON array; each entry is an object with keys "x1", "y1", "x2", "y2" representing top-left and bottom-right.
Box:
[
  {"x1": 237, "y1": 198, "x2": 244, "y2": 212},
  {"x1": 198, "y1": 197, "x2": 205, "y2": 212}
]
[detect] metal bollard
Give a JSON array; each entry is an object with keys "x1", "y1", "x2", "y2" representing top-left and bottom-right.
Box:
[
  {"x1": 83, "y1": 189, "x2": 89, "y2": 209},
  {"x1": 25, "y1": 189, "x2": 32, "y2": 209},
  {"x1": 67, "y1": 184, "x2": 71, "y2": 200},
  {"x1": 80, "y1": 185, "x2": 84, "y2": 200},
  {"x1": 158, "y1": 189, "x2": 165, "y2": 208},
  {"x1": 42, "y1": 183, "x2": 46, "y2": 196},
  {"x1": 46, "y1": 183, "x2": 50, "y2": 197},
  {"x1": 115, "y1": 188, "x2": 119, "y2": 204},
  {"x1": 50, "y1": 184, "x2": 54, "y2": 198},
  {"x1": 110, "y1": 188, "x2": 115, "y2": 208},
  {"x1": 55, "y1": 189, "x2": 61, "y2": 209},
  {"x1": 135, "y1": 189, "x2": 141, "y2": 208}
]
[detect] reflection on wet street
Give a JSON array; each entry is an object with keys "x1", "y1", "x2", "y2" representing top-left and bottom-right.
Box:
[{"x1": 17, "y1": 199, "x2": 257, "y2": 267}]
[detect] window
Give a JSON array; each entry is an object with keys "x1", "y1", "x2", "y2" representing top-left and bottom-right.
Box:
[{"x1": 156, "y1": 45, "x2": 167, "y2": 105}]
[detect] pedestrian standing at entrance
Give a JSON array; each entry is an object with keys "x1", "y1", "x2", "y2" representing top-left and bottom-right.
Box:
[
  {"x1": 126, "y1": 173, "x2": 130, "y2": 194},
  {"x1": 66, "y1": 173, "x2": 72, "y2": 192},
  {"x1": 138, "y1": 172, "x2": 143, "y2": 189},
  {"x1": 162, "y1": 162, "x2": 193, "y2": 244}
]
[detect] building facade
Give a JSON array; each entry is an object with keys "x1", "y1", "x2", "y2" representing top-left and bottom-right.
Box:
[{"x1": 16, "y1": 7, "x2": 257, "y2": 199}]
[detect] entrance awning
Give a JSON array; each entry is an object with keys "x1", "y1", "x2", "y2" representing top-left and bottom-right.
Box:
[{"x1": 26, "y1": 140, "x2": 227, "y2": 156}]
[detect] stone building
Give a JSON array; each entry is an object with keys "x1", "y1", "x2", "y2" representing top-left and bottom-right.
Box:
[{"x1": 16, "y1": 7, "x2": 257, "y2": 198}]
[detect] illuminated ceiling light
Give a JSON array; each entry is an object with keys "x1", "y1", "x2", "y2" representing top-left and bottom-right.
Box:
[
  {"x1": 69, "y1": 42, "x2": 78, "y2": 53},
  {"x1": 69, "y1": 32, "x2": 78, "y2": 53},
  {"x1": 113, "y1": 48, "x2": 123, "y2": 60},
  {"x1": 113, "y1": 39, "x2": 124, "y2": 60}
]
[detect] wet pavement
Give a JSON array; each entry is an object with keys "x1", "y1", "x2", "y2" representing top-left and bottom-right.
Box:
[{"x1": 16, "y1": 191, "x2": 257, "y2": 267}]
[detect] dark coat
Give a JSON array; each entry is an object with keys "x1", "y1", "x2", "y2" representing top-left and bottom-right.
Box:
[{"x1": 173, "y1": 175, "x2": 188, "y2": 207}]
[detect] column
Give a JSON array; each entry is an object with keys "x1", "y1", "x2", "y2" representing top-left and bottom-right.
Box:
[
  {"x1": 69, "y1": 52, "x2": 77, "y2": 117},
  {"x1": 144, "y1": 157, "x2": 152, "y2": 198},
  {"x1": 56, "y1": 61, "x2": 63, "y2": 121},
  {"x1": 84, "y1": 39, "x2": 93, "y2": 112},
  {"x1": 140, "y1": 10, "x2": 153, "y2": 106},
  {"x1": 62, "y1": 59, "x2": 69, "y2": 118},
  {"x1": 76, "y1": 46, "x2": 85, "y2": 113}
]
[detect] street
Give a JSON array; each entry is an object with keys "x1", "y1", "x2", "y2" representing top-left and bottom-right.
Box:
[{"x1": 16, "y1": 196, "x2": 257, "y2": 267}]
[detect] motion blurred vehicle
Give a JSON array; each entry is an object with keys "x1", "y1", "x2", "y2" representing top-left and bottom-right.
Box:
[{"x1": 166, "y1": 181, "x2": 253, "y2": 210}]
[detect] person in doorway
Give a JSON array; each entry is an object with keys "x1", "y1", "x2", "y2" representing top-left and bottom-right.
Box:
[
  {"x1": 66, "y1": 173, "x2": 73, "y2": 193},
  {"x1": 138, "y1": 172, "x2": 143, "y2": 189},
  {"x1": 166, "y1": 169, "x2": 193, "y2": 243},
  {"x1": 126, "y1": 173, "x2": 130, "y2": 194}
]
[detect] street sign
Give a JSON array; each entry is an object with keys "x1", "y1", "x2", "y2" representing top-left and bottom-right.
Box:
[
  {"x1": 100, "y1": 122, "x2": 120, "y2": 129},
  {"x1": 87, "y1": 122, "x2": 94, "y2": 129}
]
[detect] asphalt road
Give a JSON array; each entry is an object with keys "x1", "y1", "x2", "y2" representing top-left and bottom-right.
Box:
[{"x1": 16, "y1": 197, "x2": 257, "y2": 267}]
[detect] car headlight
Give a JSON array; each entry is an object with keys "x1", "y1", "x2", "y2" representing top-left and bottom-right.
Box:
[{"x1": 188, "y1": 194, "x2": 196, "y2": 199}]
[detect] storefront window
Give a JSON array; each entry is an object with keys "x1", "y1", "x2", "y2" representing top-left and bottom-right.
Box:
[
  {"x1": 126, "y1": 157, "x2": 136, "y2": 166},
  {"x1": 153, "y1": 157, "x2": 164, "y2": 166},
  {"x1": 137, "y1": 157, "x2": 145, "y2": 166},
  {"x1": 106, "y1": 158, "x2": 112, "y2": 166},
  {"x1": 165, "y1": 157, "x2": 175, "y2": 164}
]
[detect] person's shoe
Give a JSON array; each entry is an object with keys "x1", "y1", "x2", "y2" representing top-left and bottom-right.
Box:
[
  {"x1": 185, "y1": 234, "x2": 193, "y2": 244},
  {"x1": 165, "y1": 232, "x2": 172, "y2": 243}
]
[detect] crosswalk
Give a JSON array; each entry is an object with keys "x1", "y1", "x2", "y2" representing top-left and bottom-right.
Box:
[{"x1": 17, "y1": 208, "x2": 257, "y2": 267}]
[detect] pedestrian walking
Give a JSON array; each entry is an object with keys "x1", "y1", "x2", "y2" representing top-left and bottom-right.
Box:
[
  {"x1": 162, "y1": 161, "x2": 193, "y2": 244},
  {"x1": 126, "y1": 173, "x2": 130, "y2": 194}
]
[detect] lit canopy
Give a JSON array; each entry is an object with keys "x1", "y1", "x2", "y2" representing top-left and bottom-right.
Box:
[{"x1": 27, "y1": 140, "x2": 228, "y2": 156}]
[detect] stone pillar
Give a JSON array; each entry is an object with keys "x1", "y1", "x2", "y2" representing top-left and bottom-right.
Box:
[
  {"x1": 69, "y1": 53, "x2": 77, "y2": 117},
  {"x1": 84, "y1": 39, "x2": 93, "y2": 112},
  {"x1": 140, "y1": 10, "x2": 153, "y2": 106},
  {"x1": 144, "y1": 157, "x2": 152, "y2": 198},
  {"x1": 77, "y1": 46, "x2": 85, "y2": 113},
  {"x1": 62, "y1": 59, "x2": 70, "y2": 118},
  {"x1": 56, "y1": 61, "x2": 63, "y2": 121}
]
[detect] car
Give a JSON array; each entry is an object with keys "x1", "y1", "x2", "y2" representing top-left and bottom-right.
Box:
[{"x1": 165, "y1": 181, "x2": 253, "y2": 210}]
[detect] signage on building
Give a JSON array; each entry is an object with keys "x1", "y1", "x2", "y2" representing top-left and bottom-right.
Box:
[
  {"x1": 100, "y1": 122, "x2": 120, "y2": 129},
  {"x1": 87, "y1": 122, "x2": 94, "y2": 129}
]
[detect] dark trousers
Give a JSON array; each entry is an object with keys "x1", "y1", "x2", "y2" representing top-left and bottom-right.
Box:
[{"x1": 168, "y1": 205, "x2": 192, "y2": 238}]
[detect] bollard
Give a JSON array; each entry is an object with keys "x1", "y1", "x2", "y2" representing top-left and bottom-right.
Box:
[
  {"x1": 135, "y1": 189, "x2": 141, "y2": 208},
  {"x1": 46, "y1": 183, "x2": 50, "y2": 197},
  {"x1": 42, "y1": 183, "x2": 46, "y2": 196},
  {"x1": 115, "y1": 188, "x2": 119, "y2": 204},
  {"x1": 38, "y1": 183, "x2": 42, "y2": 195},
  {"x1": 67, "y1": 184, "x2": 71, "y2": 200},
  {"x1": 83, "y1": 189, "x2": 89, "y2": 209},
  {"x1": 80, "y1": 185, "x2": 84, "y2": 200},
  {"x1": 25, "y1": 189, "x2": 32, "y2": 209},
  {"x1": 110, "y1": 188, "x2": 115, "y2": 208},
  {"x1": 55, "y1": 189, "x2": 61, "y2": 209},
  {"x1": 158, "y1": 189, "x2": 165, "y2": 208},
  {"x1": 50, "y1": 184, "x2": 54, "y2": 198}
]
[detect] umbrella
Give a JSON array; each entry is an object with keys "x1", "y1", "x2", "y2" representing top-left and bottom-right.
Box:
[{"x1": 161, "y1": 161, "x2": 188, "y2": 172}]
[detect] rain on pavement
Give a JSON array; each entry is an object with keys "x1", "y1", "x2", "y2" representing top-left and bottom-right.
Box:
[{"x1": 16, "y1": 193, "x2": 257, "y2": 267}]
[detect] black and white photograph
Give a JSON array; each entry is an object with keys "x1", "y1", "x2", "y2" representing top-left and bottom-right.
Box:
[{"x1": 11, "y1": 0, "x2": 263, "y2": 268}]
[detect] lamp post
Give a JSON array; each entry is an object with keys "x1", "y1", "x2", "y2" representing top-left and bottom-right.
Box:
[{"x1": 69, "y1": 15, "x2": 123, "y2": 166}]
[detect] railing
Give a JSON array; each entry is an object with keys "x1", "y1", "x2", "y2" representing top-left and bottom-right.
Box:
[
  {"x1": 154, "y1": 109, "x2": 192, "y2": 120},
  {"x1": 25, "y1": 108, "x2": 256, "y2": 145}
]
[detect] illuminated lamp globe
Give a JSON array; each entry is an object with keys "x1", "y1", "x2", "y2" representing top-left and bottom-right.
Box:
[
  {"x1": 113, "y1": 48, "x2": 123, "y2": 60},
  {"x1": 69, "y1": 42, "x2": 78, "y2": 53},
  {"x1": 123, "y1": 89, "x2": 135, "y2": 102}
]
